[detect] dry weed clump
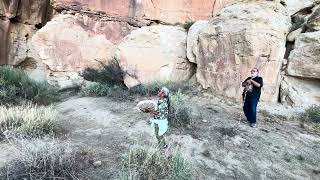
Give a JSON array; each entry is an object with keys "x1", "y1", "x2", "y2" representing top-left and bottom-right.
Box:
[
  {"x1": 0, "y1": 103, "x2": 60, "y2": 139},
  {"x1": 120, "y1": 145, "x2": 192, "y2": 180},
  {"x1": 0, "y1": 137, "x2": 91, "y2": 179}
]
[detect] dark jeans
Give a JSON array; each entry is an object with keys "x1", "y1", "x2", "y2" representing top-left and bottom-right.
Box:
[{"x1": 243, "y1": 99, "x2": 259, "y2": 124}]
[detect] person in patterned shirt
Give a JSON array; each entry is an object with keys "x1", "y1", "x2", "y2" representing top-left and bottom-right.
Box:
[{"x1": 148, "y1": 87, "x2": 170, "y2": 149}]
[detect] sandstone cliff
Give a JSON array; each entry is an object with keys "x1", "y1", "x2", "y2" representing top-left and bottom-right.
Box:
[{"x1": 0, "y1": 0, "x2": 319, "y2": 106}]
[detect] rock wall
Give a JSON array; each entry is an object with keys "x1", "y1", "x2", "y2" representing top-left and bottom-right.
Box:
[
  {"x1": 188, "y1": 1, "x2": 291, "y2": 102},
  {"x1": 1, "y1": 0, "x2": 320, "y2": 106},
  {"x1": 280, "y1": 4, "x2": 320, "y2": 106},
  {"x1": 52, "y1": 0, "x2": 233, "y2": 24},
  {"x1": 0, "y1": 0, "x2": 52, "y2": 65},
  {"x1": 116, "y1": 25, "x2": 195, "y2": 88}
]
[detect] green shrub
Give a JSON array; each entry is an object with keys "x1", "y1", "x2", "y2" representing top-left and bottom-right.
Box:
[
  {"x1": 169, "y1": 90, "x2": 192, "y2": 127},
  {"x1": 0, "y1": 137, "x2": 91, "y2": 179},
  {"x1": 305, "y1": 105, "x2": 320, "y2": 123},
  {"x1": 129, "y1": 81, "x2": 193, "y2": 97},
  {"x1": 183, "y1": 21, "x2": 195, "y2": 31},
  {"x1": 0, "y1": 66, "x2": 58, "y2": 105},
  {"x1": 80, "y1": 83, "x2": 111, "y2": 97},
  {"x1": 81, "y1": 58, "x2": 125, "y2": 87},
  {"x1": 120, "y1": 146, "x2": 192, "y2": 180},
  {"x1": 0, "y1": 103, "x2": 60, "y2": 138}
]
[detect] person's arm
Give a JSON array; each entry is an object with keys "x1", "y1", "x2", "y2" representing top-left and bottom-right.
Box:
[
  {"x1": 242, "y1": 78, "x2": 251, "y2": 87},
  {"x1": 250, "y1": 78, "x2": 262, "y2": 87}
]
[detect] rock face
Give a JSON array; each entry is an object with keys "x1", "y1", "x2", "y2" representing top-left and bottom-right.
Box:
[
  {"x1": 287, "y1": 31, "x2": 320, "y2": 79},
  {"x1": 281, "y1": 4, "x2": 320, "y2": 106},
  {"x1": 0, "y1": 0, "x2": 52, "y2": 65},
  {"x1": 116, "y1": 25, "x2": 195, "y2": 87},
  {"x1": 280, "y1": 76, "x2": 320, "y2": 106},
  {"x1": 30, "y1": 13, "x2": 135, "y2": 88},
  {"x1": 52, "y1": 0, "x2": 233, "y2": 24},
  {"x1": 190, "y1": 2, "x2": 291, "y2": 101},
  {"x1": 0, "y1": 0, "x2": 52, "y2": 24},
  {"x1": 283, "y1": 0, "x2": 315, "y2": 16},
  {"x1": 187, "y1": 20, "x2": 209, "y2": 63}
]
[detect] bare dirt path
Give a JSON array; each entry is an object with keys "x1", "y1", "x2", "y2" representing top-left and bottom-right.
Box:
[{"x1": 56, "y1": 96, "x2": 320, "y2": 180}]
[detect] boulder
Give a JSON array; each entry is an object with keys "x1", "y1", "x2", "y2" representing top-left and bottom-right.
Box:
[
  {"x1": 30, "y1": 13, "x2": 135, "y2": 88},
  {"x1": 193, "y1": 2, "x2": 291, "y2": 101},
  {"x1": 287, "y1": 31, "x2": 320, "y2": 79},
  {"x1": 116, "y1": 25, "x2": 196, "y2": 88},
  {"x1": 187, "y1": 20, "x2": 209, "y2": 63},
  {"x1": 280, "y1": 76, "x2": 320, "y2": 107},
  {"x1": 32, "y1": 14, "x2": 113, "y2": 72}
]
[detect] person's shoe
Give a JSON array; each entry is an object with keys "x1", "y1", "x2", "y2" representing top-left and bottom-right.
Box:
[{"x1": 250, "y1": 123, "x2": 257, "y2": 128}]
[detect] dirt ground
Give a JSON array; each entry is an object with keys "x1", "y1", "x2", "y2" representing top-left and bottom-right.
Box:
[
  {"x1": 1, "y1": 95, "x2": 320, "y2": 179},
  {"x1": 55, "y1": 95, "x2": 320, "y2": 180}
]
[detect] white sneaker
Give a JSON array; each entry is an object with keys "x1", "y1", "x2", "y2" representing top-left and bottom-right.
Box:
[{"x1": 250, "y1": 123, "x2": 257, "y2": 128}]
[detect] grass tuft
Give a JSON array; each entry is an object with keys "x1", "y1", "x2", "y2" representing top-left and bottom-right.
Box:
[
  {"x1": 0, "y1": 137, "x2": 91, "y2": 179},
  {"x1": 0, "y1": 103, "x2": 60, "y2": 139},
  {"x1": 120, "y1": 145, "x2": 192, "y2": 180}
]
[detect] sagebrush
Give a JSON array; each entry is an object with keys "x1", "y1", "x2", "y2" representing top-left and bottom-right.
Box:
[
  {"x1": 0, "y1": 137, "x2": 91, "y2": 179},
  {"x1": 0, "y1": 66, "x2": 58, "y2": 105},
  {"x1": 120, "y1": 146, "x2": 192, "y2": 180}
]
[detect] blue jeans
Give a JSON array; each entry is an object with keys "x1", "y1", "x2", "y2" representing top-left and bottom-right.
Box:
[{"x1": 243, "y1": 99, "x2": 259, "y2": 124}]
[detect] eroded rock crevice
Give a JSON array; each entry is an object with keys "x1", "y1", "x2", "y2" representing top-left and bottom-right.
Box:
[{"x1": 280, "y1": 2, "x2": 320, "y2": 106}]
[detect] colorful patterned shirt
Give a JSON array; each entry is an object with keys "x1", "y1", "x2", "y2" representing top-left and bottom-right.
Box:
[{"x1": 153, "y1": 98, "x2": 169, "y2": 120}]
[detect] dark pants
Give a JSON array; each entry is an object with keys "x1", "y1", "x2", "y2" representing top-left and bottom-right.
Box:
[{"x1": 243, "y1": 99, "x2": 259, "y2": 124}]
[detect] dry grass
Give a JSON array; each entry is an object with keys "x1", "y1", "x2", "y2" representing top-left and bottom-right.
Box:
[
  {"x1": 120, "y1": 145, "x2": 192, "y2": 180},
  {"x1": 0, "y1": 137, "x2": 91, "y2": 179},
  {"x1": 0, "y1": 103, "x2": 60, "y2": 139}
]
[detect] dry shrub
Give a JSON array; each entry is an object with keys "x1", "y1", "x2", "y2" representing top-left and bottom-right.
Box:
[
  {"x1": 0, "y1": 103, "x2": 60, "y2": 139},
  {"x1": 120, "y1": 145, "x2": 192, "y2": 180},
  {"x1": 0, "y1": 137, "x2": 91, "y2": 179}
]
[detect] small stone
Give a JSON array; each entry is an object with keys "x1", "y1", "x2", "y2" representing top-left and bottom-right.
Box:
[
  {"x1": 202, "y1": 119, "x2": 208, "y2": 123},
  {"x1": 93, "y1": 161, "x2": 102, "y2": 167}
]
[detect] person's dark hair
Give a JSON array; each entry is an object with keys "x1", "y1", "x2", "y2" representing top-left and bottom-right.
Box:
[{"x1": 252, "y1": 68, "x2": 259, "y2": 73}]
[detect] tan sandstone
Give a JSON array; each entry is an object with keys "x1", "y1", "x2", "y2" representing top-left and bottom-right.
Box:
[
  {"x1": 287, "y1": 31, "x2": 320, "y2": 79},
  {"x1": 52, "y1": 0, "x2": 234, "y2": 24},
  {"x1": 116, "y1": 25, "x2": 195, "y2": 88},
  {"x1": 190, "y1": 2, "x2": 291, "y2": 102},
  {"x1": 30, "y1": 13, "x2": 135, "y2": 88},
  {"x1": 280, "y1": 76, "x2": 320, "y2": 106}
]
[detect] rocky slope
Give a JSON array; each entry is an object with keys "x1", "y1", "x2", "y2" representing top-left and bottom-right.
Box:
[{"x1": 0, "y1": 0, "x2": 319, "y2": 106}]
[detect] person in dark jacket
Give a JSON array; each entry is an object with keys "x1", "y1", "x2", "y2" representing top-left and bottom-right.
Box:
[{"x1": 242, "y1": 68, "x2": 263, "y2": 128}]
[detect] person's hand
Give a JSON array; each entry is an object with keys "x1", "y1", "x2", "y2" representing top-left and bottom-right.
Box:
[
  {"x1": 142, "y1": 108, "x2": 151, "y2": 113},
  {"x1": 246, "y1": 79, "x2": 252, "y2": 84},
  {"x1": 152, "y1": 110, "x2": 159, "y2": 115}
]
